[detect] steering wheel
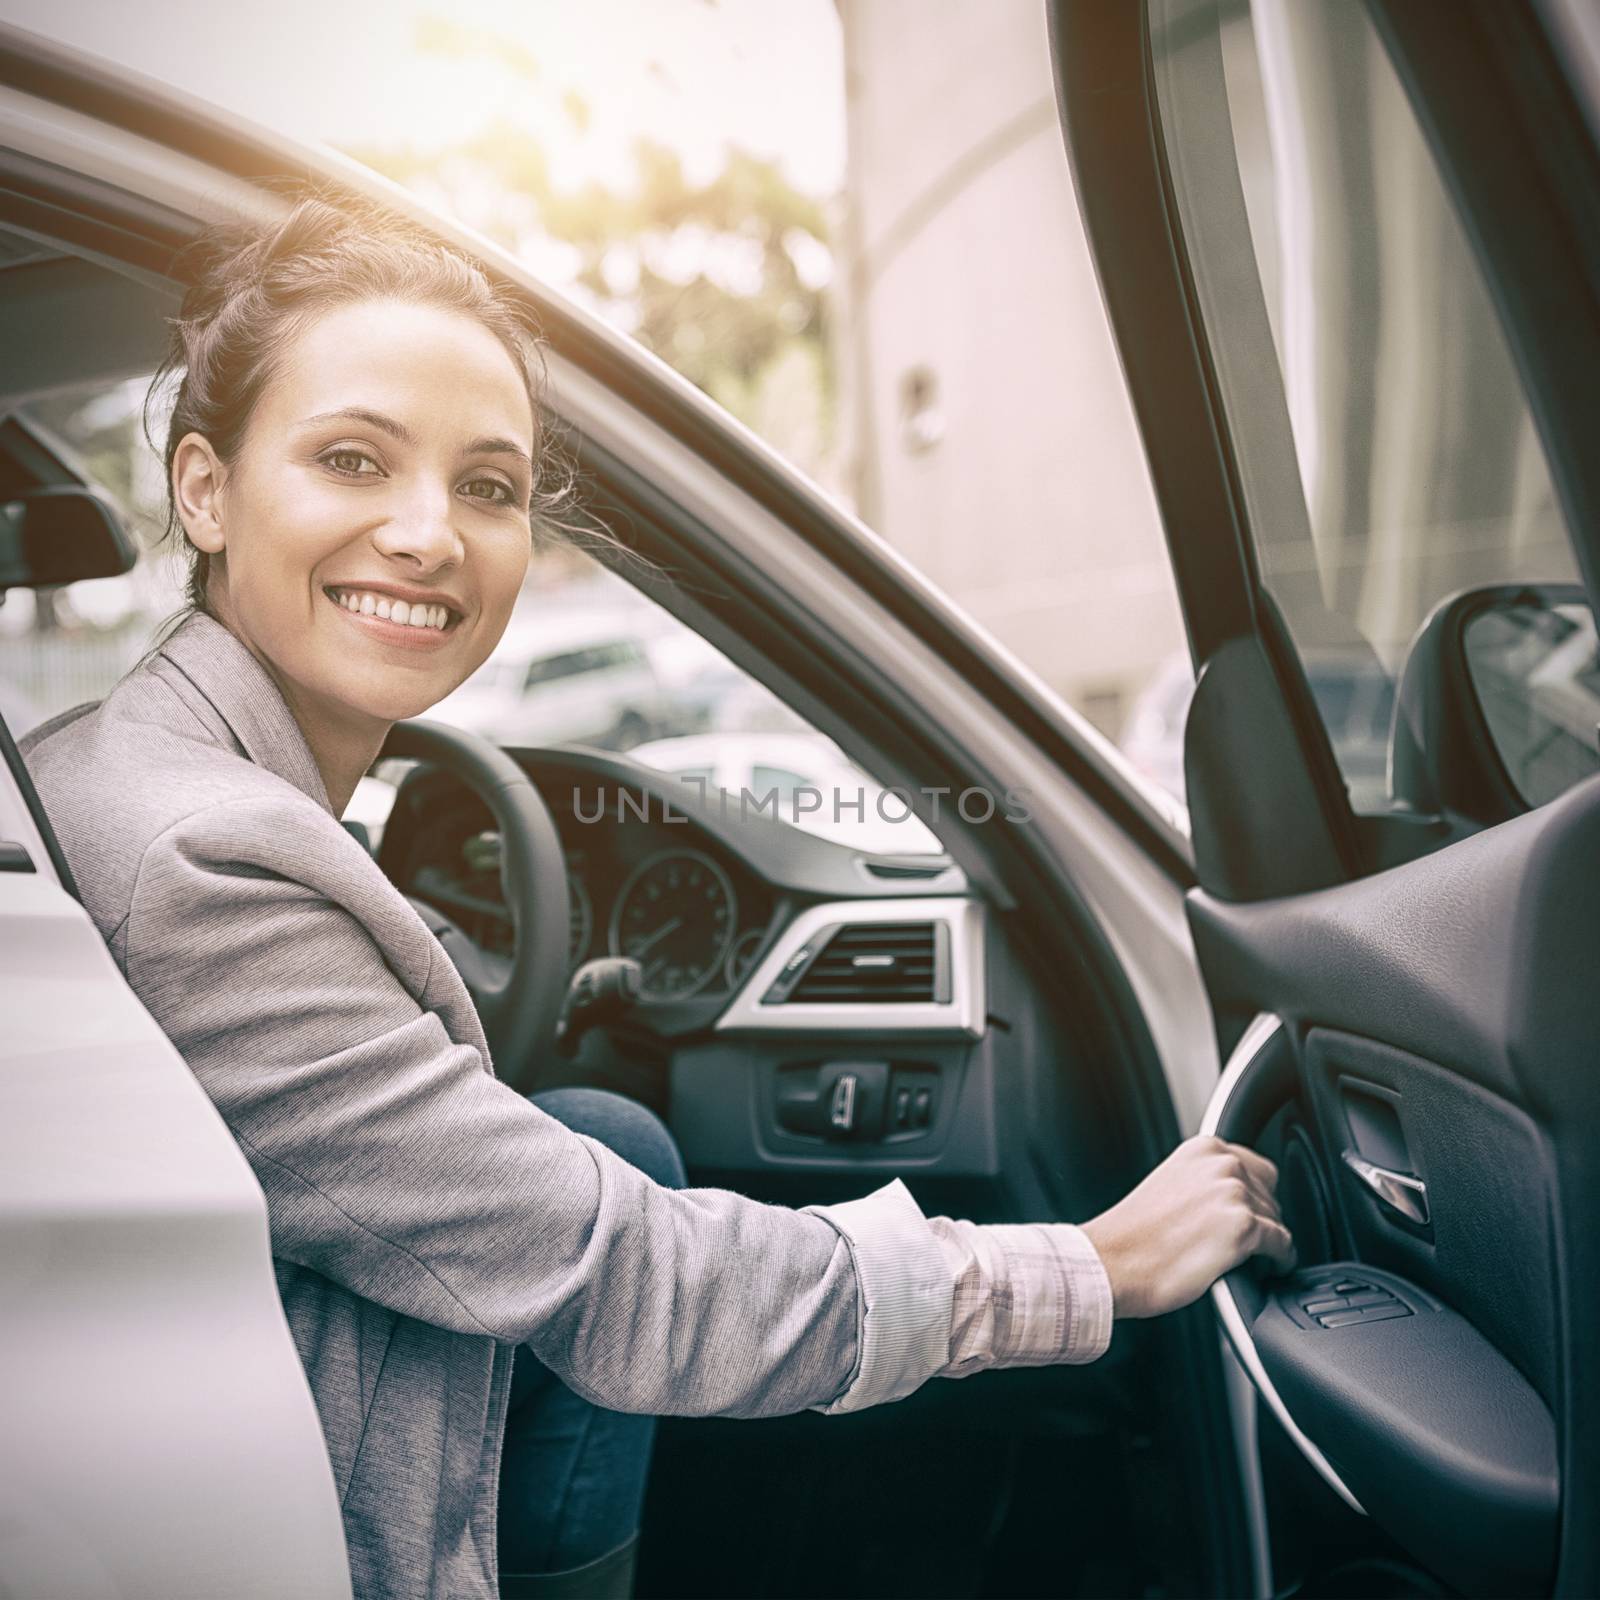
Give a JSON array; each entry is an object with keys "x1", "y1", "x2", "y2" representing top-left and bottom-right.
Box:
[{"x1": 380, "y1": 719, "x2": 569, "y2": 1094}]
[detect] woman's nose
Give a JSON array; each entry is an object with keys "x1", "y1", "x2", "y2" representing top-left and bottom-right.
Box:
[{"x1": 371, "y1": 485, "x2": 464, "y2": 572}]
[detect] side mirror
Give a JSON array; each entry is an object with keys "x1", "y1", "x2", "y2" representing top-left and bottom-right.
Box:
[
  {"x1": 1392, "y1": 583, "x2": 1600, "y2": 823},
  {"x1": 0, "y1": 486, "x2": 137, "y2": 591}
]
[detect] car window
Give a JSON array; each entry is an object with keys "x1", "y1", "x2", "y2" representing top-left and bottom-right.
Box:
[
  {"x1": 0, "y1": 378, "x2": 184, "y2": 735},
  {"x1": 1148, "y1": 0, "x2": 1588, "y2": 815},
  {"x1": 0, "y1": 369, "x2": 947, "y2": 854},
  {"x1": 317, "y1": 6, "x2": 1193, "y2": 800},
  {"x1": 525, "y1": 648, "x2": 612, "y2": 690}
]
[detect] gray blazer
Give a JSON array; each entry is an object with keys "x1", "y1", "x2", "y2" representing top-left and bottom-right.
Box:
[{"x1": 21, "y1": 613, "x2": 955, "y2": 1600}]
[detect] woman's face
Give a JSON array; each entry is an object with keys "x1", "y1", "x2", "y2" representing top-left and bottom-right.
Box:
[{"x1": 176, "y1": 297, "x2": 536, "y2": 734}]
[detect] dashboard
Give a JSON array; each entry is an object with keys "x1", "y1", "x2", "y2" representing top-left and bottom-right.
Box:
[
  {"x1": 382, "y1": 756, "x2": 780, "y2": 1010},
  {"x1": 370, "y1": 746, "x2": 1080, "y2": 1192},
  {"x1": 374, "y1": 745, "x2": 979, "y2": 1041}
]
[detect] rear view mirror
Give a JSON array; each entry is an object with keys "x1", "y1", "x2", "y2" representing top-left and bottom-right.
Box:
[
  {"x1": 1392, "y1": 583, "x2": 1600, "y2": 823},
  {"x1": 0, "y1": 486, "x2": 136, "y2": 591}
]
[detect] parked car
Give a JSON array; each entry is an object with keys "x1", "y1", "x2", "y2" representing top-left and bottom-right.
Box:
[
  {"x1": 427, "y1": 607, "x2": 671, "y2": 751},
  {"x1": 427, "y1": 600, "x2": 774, "y2": 754},
  {"x1": 2, "y1": 4, "x2": 1598, "y2": 1598}
]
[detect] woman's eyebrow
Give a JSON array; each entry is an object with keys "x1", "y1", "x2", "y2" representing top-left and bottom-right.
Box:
[
  {"x1": 299, "y1": 409, "x2": 531, "y2": 469},
  {"x1": 299, "y1": 406, "x2": 417, "y2": 444},
  {"x1": 468, "y1": 436, "x2": 534, "y2": 470}
]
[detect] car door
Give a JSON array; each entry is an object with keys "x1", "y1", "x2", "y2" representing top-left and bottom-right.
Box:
[
  {"x1": 1054, "y1": 2, "x2": 1600, "y2": 1596},
  {"x1": 0, "y1": 714, "x2": 351, "y2": 1595}
]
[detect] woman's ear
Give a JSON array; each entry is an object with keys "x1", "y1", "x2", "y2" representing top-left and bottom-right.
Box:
[{"x1": 172, "y1": 432, "x2": 228, "y2": 555}]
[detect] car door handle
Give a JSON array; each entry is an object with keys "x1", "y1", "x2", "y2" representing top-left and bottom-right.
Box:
[{"x1": 1341, "y1": 1151, "x2": 1430, "y2": 1226}]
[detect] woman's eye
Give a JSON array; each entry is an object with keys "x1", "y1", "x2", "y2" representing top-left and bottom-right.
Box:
[
  {"x1": 460, "y1": 476, "x2": 516, "y2": 506},
  {"x1": 322, "y1": 448, "x2": 380, "y2": 478}
]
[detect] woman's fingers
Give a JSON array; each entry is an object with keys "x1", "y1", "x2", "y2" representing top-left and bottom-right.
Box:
[
  {"x1": 1251, "y1": 1213, "x2": 1297, "y2": 1274},
  {"x1": 1210, "y1": 1139, "x2": 1280, "y2": 1221},
  {"x1": 1237, "y1": 1166, "x2": 1291, "y2": 1269},
  {"x1": 1217, "y1": 1138, "x2": 1279, "y2": 1194}
]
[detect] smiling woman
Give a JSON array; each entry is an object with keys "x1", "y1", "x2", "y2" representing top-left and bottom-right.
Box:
[{"x1": 152, "y1": 202, "x2": 545, "y2": 812}]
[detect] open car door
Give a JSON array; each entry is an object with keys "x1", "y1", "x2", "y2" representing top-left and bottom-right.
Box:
[{"x1": 1054, "y1": 2, "x2": 1600, "y2": 1596}]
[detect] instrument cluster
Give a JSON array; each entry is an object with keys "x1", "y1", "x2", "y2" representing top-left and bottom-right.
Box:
[{"x1": 405, "y1": 778, "x2": 777, "y2": 1006}]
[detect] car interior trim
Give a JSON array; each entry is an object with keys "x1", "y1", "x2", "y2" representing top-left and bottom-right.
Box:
[
  {"x1": 1218, "y1": 1340, "x2": 1274, "y2": 1600},
  {"x1": 716, "y1": 896, "x2": 984, "y2": 1037},
  {"x1": 0, "y1": 706, "x2": 70, "y2": 895},
  {"x1": 1339, "y1": 1150, "x2": 1430, "y2": 1227},
  {"x1": 1199, "y1": 1012, "x2": 1367, "y2": 1516}
]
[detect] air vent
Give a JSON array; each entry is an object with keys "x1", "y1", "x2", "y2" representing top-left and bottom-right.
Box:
[
  {"x1": 786, "y1": 922, "x2": 945, "y2": 1004},
  {"x1": 860, "y1": 855, "x2": 953, "y2": 880}
]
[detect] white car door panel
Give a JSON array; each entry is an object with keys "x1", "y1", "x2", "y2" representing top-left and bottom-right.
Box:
[{"x1": 0, "y1": 774, "x2": 350, "y2": 1599}]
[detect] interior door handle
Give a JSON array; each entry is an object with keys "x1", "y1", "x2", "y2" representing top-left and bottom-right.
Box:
[
  {"x1": 1341, "y1": 1151, "x2": 1430, "y2": 1226},
  {"x1": 1201, "y1": 1015, "x2": 1365, "y2": 1522}
]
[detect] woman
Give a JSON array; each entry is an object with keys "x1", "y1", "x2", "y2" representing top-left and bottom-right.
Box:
[{"x1": 21, "y1": 199, "x2": 1292, "y2": 1600}]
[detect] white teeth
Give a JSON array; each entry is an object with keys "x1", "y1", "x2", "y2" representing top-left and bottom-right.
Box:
[{"x1": 330, "y1": 590, "x2": 452, "y2": 630}]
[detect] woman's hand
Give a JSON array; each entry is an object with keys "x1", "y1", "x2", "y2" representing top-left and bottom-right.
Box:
[{"x1": 1082, "y1": 1135, "x2": 1295, "y2": 1319}]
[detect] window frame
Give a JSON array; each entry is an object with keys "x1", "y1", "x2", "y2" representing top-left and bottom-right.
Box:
[{"x1": 1051, "y1": 0, "x2": 1600, "y2": 896}]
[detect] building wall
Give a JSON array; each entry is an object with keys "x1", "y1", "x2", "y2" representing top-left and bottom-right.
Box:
[{"x1": 835, "y1": 0, "x2": 1187, "y2": 736}]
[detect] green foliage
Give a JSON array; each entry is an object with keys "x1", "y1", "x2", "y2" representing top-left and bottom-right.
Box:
[{"x1": 343, "y1": 113, "x2": 836, "y2": 478}]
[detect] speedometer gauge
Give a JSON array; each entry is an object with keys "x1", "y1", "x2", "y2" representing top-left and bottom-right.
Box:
[
  {"x1": 567, "y1": 872, "x2": 593, "y2": 969},
  {"x1": 608, "y1": 848, "x2": 737, "y2": 1001}
]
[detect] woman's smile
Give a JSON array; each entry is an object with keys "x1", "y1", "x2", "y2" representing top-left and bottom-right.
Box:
[{"x1": 324, "y1": 584, "x2": 463, "y2": 652}]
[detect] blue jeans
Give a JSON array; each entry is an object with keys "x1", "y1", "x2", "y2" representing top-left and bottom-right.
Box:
[{"x1": 497, "y1": 1088, "x2": 687, "y2": 1578}]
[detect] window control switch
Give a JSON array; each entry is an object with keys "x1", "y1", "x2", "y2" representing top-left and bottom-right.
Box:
[
  {"x1": 1317, "y1": 1303, "x2": 1412, "y2": 1328},
  {"x1": 1342, "y1": 1289, "x2": 1399, "y2": 1309}
]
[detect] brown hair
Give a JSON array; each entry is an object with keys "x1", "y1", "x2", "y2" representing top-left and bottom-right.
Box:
[{"x1": 147, "y1": 193, "x2": 570, "y2": 613}]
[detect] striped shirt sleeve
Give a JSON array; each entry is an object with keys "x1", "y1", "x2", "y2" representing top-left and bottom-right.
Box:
[{"x1": 801, "y1": 1179, "x2": 1114, "y2": 1413}]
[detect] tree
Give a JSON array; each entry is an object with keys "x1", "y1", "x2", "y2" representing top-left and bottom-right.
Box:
[{"x1": 345, "y1": 125, "x2": 838, "y2": 483}]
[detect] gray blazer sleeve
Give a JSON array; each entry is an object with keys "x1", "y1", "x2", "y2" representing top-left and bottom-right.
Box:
[{"x1": 123, "y1": 795, "x2": 951, "y2": 1419}]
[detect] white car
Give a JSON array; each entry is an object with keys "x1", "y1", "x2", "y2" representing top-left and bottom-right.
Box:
[{"x1": 427, "y1": 606, "x2": 668, "y2": 750}]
